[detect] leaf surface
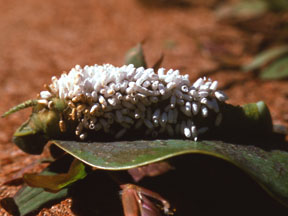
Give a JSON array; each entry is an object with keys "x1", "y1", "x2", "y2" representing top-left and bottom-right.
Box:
[
  {"x1": 1, "y1": 168, "x2": 69, "y2": 216},
  {"x1": 23, "y1": 159, "x2": 87, "y2": 192},
  {"x1": 124, "y1": 43, "x2": 147, "y2": 68},
  {"x1": 216, "y1": 0, "x2": 268, "y2": 20},
  {"x1": 243, "y1": 46, "x2": 288, "y2": 72},
  {"x1": 53, "y1": 139, "x2": 288, "y2": 207},
  {"x1": 1, "y1": 156, "x2": 82, "y2": 216},
  {"x1": 13, "y1": 186, "x2": 68, "y2": 216},
  {"x1": 260, "y1": 55, "x2": 288, "y2": 80}
]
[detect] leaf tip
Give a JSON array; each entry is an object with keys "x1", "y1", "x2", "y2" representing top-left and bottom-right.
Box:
[{"x1": 124, "y1": 43, "x2": 147, "y2": 68}]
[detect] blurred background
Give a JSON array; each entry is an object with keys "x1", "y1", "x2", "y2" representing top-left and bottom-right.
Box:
[{"x1": 0, "y1": 0, "x2": 288, "y2": 215}]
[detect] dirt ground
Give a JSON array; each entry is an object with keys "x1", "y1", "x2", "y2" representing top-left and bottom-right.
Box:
[{"x1": 0, "y1": 0, "x2": 288, "y2": 215}]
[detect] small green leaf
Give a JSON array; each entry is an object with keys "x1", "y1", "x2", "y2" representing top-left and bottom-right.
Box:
[
  {"x1": 14, "y1": 186, "x2": 68, "y2": 216},
  {"x1": 243, "y1": 46, "x2": 288, "y2": 72},
  {"x1": 216, "y1": 0, "x2": 268, "y2": 20},
  {"x1": 260, "y1": 55, "x2": 288, "y2": 80},
  {"x1": 125, "y1": 43, "x2": 147, "y2": 68},
  {"x1": 23, "y1": 159, "x2": 87, "y2": 192}
]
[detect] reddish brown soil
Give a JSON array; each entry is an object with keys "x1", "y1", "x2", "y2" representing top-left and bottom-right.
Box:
[{"x1": 0, "y1": 0, "x2": 287, "y2": 215}]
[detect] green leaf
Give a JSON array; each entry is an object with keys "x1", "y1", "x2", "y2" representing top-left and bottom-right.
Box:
[
  {"x1": 53, "y1": 139, "x2": 288, "y2": 207},
  {"x1": 243, "y1": 46, "x2": 288, "y2": 72},
  {"x1": 23, "y1": 159, "x2": 87, "y2": 192},
  {"x1": 260, "y1": 55, "x2": 288, "y2": 80},
  {"x1": 13, "y1": 186, "x2": 68, "y2": 216},
  {"x1": 124, "y1": 43, "x2": 147, "y2": 68},
  {"x1": 1, "y1": 156, "x2": 74, "y2": 216},
  {"x1": 216, "y1": 0, "x2": 268, "y2": 20}
]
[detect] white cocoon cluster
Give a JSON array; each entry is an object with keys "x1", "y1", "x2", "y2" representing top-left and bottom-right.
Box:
[{"x1": 40, "y1": 64, "x2": 228, "y2": 141}]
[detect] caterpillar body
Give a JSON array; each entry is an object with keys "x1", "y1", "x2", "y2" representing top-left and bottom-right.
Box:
[{"x1": 37, "y1": 64, "x2": 228, "y2": 141}]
